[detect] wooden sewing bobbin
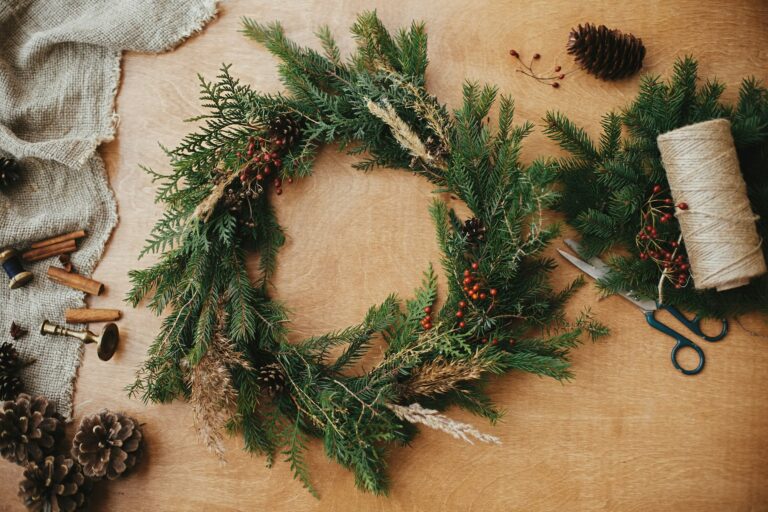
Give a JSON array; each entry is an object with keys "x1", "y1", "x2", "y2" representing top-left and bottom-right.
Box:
[{"x1": 0, "y1": 248, "x2": 33, "y2": 289}]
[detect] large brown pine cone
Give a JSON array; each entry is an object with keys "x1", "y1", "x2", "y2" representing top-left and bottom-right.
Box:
[
  {"x1": 567, "y1": 23, "x2": 645, "y2": 81},
  {"x1": 71, "y1": 409, "x2": 144, "y2": 480},
  {"x1": 0, "y1": 394, "x2": 64, "y2": 465},
  {"x1": 19, "y1": 455, "x2": 92, "y2": 512}
]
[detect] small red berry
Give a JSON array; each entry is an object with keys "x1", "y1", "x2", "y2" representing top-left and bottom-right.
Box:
[
  {"x1": 276, "y1": 188, "x2": 283, "y2": 195},
  {"x1": 456, "y1": 311, "x2": 464, "y2": 318},
  {"x1": 424, "y1": 306, "x2": 432, "y2": 314},
  {"x1": 555, "y1": 65, "x2": 562, "y2": 72},
  {"x1": 458, "y1": 321, "x2": 466, "y2": 329},
  {"x1": 464, "y1": 269, "x2": 471, "y2": 277},
  {"x1": 263, "y1": 153, "x2": 271, "y2": 162},
  {"x1": 492, "y1": 338, "x2": 499, "y2": 345},
  {"x1": 458, "y1": 300, "x2": 467, "y2": 309},
  {"x1": 472, "y1": 284, "x2": 480, "y2": 292},
  {"x1": 471, "y1": 293, "x2": 479, "y2": 300},
  {"x1": 558, "y1": 74, "x2": 565, "y2": 79},
  {"x1": 256, "y1": 174, "x2": 264, "y2": 181},
  {"x1": 482, "y1": 338, "x2": 488, "y2": 344},
  {"x1": 287, "y1": 177, "x2": 294, "y2": 184},
  {"x1": 509, "y1": 49, "x2": 519, "y2": 57},
  {"x1": 533, "y1": 53, "x2": 541, "y2": 59},
  {"x1": 471, "y1": 262, "x2": 479, "y2": 270},
  {"x1": 479, "y1": 293, "x2": 487, "y2": 300},
  {"x1": 489, "y1": 288, "x2": 497, "y2": 296},
  {"x1": 652, "y1": 184, "x2": 662, "y2": 194},
  {"x1": 677, "y1": 202, "x2": 689, "y2": 210},
  {"x1": 552, "y1": 82, "x2": 560, "y2": 88}
]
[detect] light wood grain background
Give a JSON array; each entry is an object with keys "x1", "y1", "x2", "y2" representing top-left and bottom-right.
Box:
[{"x1": 3, "y1": 1, "x2": 768, "y2": 510}]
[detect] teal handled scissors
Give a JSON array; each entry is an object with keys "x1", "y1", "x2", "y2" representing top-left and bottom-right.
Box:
[{"x1": 558, "y1": 239, "x2": 728, "y2": 376}]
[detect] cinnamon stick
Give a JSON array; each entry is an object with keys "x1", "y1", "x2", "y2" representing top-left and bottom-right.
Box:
[
  {"x1": 65, "y1": 308, "x2": 121, "y2": 323},
  {"x1": 47, "y1": 267, "x2": 104, "y2": 295},
  {"x1": 22, "y1": 239, "x2": 77, "y2": 262},
  {"x1": 30, "y1": 230, "x2": 87, "y2": 249}
]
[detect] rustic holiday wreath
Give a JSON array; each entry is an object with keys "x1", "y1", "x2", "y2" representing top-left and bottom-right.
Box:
[
  {"x1": 545, "y1": 57, "x2": 768, "y2": 318},
  {"x1": 127, "y1": 13, "x2": 605, "y2": 496}
]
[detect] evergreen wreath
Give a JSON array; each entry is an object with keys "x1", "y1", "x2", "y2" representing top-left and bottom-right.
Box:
[
  {"x1": 545, "y1": 57, "x2": 768, "y2": 318},
  {"x1": 127, "y1": 12, "x2": 606, "y2": 496}
]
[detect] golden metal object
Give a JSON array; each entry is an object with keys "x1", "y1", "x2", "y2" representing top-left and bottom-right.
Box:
[{"x1": 39, "y1": 320, "x2": 119, "y2": 361}]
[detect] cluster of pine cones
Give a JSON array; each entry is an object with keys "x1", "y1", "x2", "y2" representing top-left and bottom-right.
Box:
[{"x1": 1, "y1": 394, "x2": 144, "y2": 511}]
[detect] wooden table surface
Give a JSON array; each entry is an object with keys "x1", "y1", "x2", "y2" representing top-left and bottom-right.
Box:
[{"x1": 3, "y1": 1, "x2": 768, "y2": 510}]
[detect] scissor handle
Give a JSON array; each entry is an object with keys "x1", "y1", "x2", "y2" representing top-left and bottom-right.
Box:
[
  {"x1": 657, "y1": 304, "x2": 728, "y2": 342},
  {"x1": 645, "y1": 310, "x2": 705, "y2": 375}
]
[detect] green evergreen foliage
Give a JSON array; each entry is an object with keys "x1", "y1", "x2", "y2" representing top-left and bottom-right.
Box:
[
  {"x1": 546, "y1": 57, "x2": 768, "y2": 317},
  {"x1": 128, "y1": 11, "x2": 605, "y2": 496}
]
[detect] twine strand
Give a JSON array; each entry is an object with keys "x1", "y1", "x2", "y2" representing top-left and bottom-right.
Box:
[{"x1": 657, "y1": 119, "x2": 767, "y2": 292}]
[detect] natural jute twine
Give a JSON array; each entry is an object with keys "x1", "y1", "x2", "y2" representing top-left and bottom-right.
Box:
[{"x1": 657, "y1": 118, "x2": 767, "y2": 291}]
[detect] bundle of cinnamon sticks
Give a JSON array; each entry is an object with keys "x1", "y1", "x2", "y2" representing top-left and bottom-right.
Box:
[{"x1": 21, "y1": 229, "x2": 121, "y2": 323}]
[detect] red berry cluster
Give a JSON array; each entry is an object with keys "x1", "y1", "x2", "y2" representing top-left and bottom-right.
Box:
[
  {"x1": 420, "y1": 304, "x2": 435, "y2": 330},
  {"x1": 636, "y1": 184, "x2": 691, "y2": 289},
  {"x1": 456, "y1": 261, "x2": 499, "y2": 330},
  {"x1": 236, "y1": 134, "x2": 295, "y2": 195},
  {"x1": 509, "y1": 49, "x2": 571, "y2": 88}
]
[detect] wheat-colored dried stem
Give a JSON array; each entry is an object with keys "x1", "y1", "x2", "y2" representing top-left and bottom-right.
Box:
[
  {"x1": 387, "y1": 402, "x2": 500, "y2": 445},
  {"x1": 185, "y1": 310, "x2": 252, "y2": 460},
  {"x1": 401, "y1": 354, "x2": 488, "y2": 399},
  {"x1": 366, "y1": 98, "x2": 444, "y2": 170}
]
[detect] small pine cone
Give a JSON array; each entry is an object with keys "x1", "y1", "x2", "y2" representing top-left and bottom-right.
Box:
[
  {"x1": 268, "y1": 114, "x2": 302, "y2": 147},
  {"x1": 0, "y1": 394, "x2": 64, "y2": 466},
  {"x1": 0, "y1": 157, "x2": 21, "y2": 191},
  {"x1": 19, "y1": 455, "x2": 92, "y2": 512},
  {"x1": 71, "y1": 409, "x2": 144, "y2": 480},
  {"x1": 0, "y1": 341, "x2": 21, "y2": 374},
  {"x1": 461, "y1": 217, "x2": 487, "y2": 245},
  {"x1": 567, "y1": 23, "x2": 645, "y2": 81},
  {"x1": 425, "y1": 135, "x2": 449, "y2": 161},
  {"x1": 0, "y1": 373, "x2": 23, "y2": 400},
  {"x1": 256, "y1": 362, "x2": 285, "y2": 395}
]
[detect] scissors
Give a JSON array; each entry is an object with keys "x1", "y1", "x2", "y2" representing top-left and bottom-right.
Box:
[{"x1": 558, "y1": 239, "x2": 728, "y2": 376}]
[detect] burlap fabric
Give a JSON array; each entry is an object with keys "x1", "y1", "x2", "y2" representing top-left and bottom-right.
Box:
[{"x1": 0, "y1": 0, "x2": 216, "y2": 418}]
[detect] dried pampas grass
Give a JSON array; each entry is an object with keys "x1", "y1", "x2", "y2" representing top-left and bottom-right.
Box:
[{"x1": 387, "y1": 402, "x2": 500, "y2": 445}]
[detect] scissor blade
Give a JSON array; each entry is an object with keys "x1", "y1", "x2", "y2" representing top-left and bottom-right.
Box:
[
  {"x1": 563, "y1": 239, "x2": 613, "y2": 275},
  {"x1": 558, "y1": 243, "x2": 658, "y2": 313},
  {"x1": 557, "y1": 249, "x2": 608, "y2": 281}
]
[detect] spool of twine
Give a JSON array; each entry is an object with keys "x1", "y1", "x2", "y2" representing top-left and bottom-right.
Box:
[{"x1": 657, "y1": 118, "x2": 767, "y2": 291}]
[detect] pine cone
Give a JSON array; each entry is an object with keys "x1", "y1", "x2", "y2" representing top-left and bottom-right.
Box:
[
  {"x1": 0, "y1": 373, "x2": 23, "y2": 401},
  {"x1": 567, "y1": 23, "x2": 645, "y2": 81},
  {"x1": 19, "y1": 455, "x2": 92, "y2": 512},
  {"x1": 0, "y1": 394, "x2": 64, "y2": 465},
  {"x1": 268, "y1": 114, "x2": 302, "y2": 147},
  {"x1": 71, "y1": 409, "x2": 144, "y2": 480},
  {"x1": 0, "y1": 157, "x2": 21, "y2": 191},
  {"x1": 461, "y1": 217, "x2": 487, "y2": 245},
  {"x1": 0, "y1": 341, "x2": 21, "y2": 373},
  {"x1": 256, "y1": 362, "x2": 285, "y2": 395}
]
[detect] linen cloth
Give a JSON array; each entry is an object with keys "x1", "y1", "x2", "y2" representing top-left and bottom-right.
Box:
[{"x1": 0, "y1": 0, "x2": 216, "y2": 418}]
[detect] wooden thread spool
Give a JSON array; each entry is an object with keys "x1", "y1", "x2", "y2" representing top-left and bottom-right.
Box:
[
  {"x1": 0, "y1": 248, "x2": 33, "y2": 289},
  {"x1": 657, "y1": 119, "x2": 767, "y2": 291}
]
